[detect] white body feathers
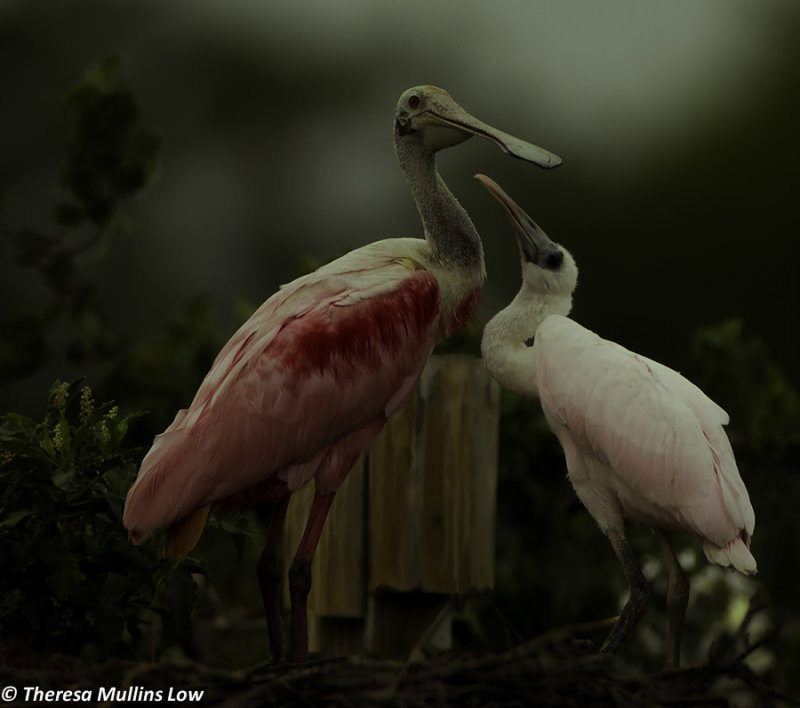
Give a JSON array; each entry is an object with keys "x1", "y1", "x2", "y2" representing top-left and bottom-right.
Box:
[{"x1": 534, "y1": 315, "x2": 756, "y2": 574}]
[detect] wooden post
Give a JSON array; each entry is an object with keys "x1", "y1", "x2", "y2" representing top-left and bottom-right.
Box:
[{"x1": 283, "y1": 354, "x2": 499, "y2": 658}]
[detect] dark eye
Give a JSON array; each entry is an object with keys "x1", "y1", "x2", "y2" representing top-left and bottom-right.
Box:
[
  {"x1": 408, "y1": 95, "x2": 420, "y2": 109},
  {"x1": 546, "y1": 251, "x2": 564, "y2": 269}
]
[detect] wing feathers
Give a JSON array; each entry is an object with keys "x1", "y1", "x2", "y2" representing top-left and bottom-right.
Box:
[
  {"x1": 535, "y1": 315, "x2": 755, "y2": 567},
  {"x1": 124, "y1": 254, "x2": 441, "y2": 548}
]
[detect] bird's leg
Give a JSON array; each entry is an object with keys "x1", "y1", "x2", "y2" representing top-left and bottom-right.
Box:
[
  {"x1": 257, "y1": 495, "x2": 290, "y2": 663},
  {"x1": 654, "y1": 528, "x2": 689, "y2": 668},
  {"x1": 288, "y1": 489, "x2": 336, "y2": 663},
  {"x1": 600, "y1": 529, "x2": 650, "y2": 656}
]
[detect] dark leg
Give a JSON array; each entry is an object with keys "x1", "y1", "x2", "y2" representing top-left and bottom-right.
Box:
[
  {"x1": 654, "y1": 528, "x2": 689, "y2": 668},
  {"x1": 257, "y1": 495, "x2": 290, "y2": 663},
  {"x1": 288, "y1": 490, "x2": 336, "y2": 663},
  {"x1": 600, "y1": 528, "x2": 650, "y2": 656}
]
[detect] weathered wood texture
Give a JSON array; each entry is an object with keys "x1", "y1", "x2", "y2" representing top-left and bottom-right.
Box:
[
  {"x1": 369, "y1": 355, "x2": 499, "y2": 592},
  {"x1": 284, "y1": 354, "x2": 499, "y2": 655}
]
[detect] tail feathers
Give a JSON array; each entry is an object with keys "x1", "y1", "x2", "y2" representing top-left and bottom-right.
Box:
[
  {"x1": 123, "y1": 425, "x2": 212, "y2": 546},
  {"x1": 163, "y1": 505, "x2": 212, "y2": 558},
  {"x1": 704, "y1": 536, "x2": 757, "y2": 575}
]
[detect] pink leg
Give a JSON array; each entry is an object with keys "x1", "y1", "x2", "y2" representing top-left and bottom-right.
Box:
[
  {"x1": 257, "y1": 495, "x2": 290, "y2": 663},
  {"x1": 288, "y1": 490, "x2": 336, "y2": 663}
]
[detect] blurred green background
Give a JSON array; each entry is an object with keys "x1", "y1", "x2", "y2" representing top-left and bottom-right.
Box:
[
  {"x1": 2, "y1": 0, "x2": 799, "y2": 404},
  {"x1": 1, "y1": 0, "x2": 798, "y2": 696}
]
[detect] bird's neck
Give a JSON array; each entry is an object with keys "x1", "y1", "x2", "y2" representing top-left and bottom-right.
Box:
[
  {"x1": 481, "y1": 288, "x2": 570, "y2": 399},
  {"x1": 394, "y1": 126, "x2": 484, "y2": 272}
]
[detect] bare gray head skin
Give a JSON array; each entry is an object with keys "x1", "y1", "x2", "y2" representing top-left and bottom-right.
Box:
[
  {"x1": 392, "y1": 86, "x2": 561, "y2": 271},
  {"x1": 395, "y1": 85, "x2": 562, "y2": 167}
]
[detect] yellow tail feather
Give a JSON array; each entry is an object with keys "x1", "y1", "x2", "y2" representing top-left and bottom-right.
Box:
[{"x1": 163, "y1": 505, "x2": 212, "y2": 558}]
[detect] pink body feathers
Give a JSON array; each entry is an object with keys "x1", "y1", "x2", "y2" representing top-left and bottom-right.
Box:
[{"x1": 122, "y1": 243, "x2": 470, "y2": 549}]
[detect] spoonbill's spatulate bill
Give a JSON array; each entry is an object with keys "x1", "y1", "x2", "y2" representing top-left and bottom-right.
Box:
[
  {"x1": 122, "y1": 88, "x2": 561, "y2": 663},
  {"x1": 476, "y1": 173, "x2": 755, "y2": 667}
]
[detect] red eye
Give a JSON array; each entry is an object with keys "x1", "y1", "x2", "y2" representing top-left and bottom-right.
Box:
[{"x1": 408, "y1": 95, "x2": 420, "y2": 109}]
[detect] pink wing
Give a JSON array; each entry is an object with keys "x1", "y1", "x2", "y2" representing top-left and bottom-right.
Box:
[
  {"x1": 123, "y1": 256, "x2": 440, "y2": 543},
  {"x1": 535, "y1": 315, "x2": 756, "y2": 573}
]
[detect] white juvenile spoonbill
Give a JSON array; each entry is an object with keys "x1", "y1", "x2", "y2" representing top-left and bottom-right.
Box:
[
  {"x1": 122, "y1": 87, "x2": 561, "y2": 663},
  {"x1": 476, "y1": 174, "x2": 756, "y2": 667}
]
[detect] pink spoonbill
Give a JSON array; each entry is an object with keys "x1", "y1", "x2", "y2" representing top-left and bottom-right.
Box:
[
  {"x1": 122, "y1": 87, "x2": 561, "y2": 663},
  {"x1": 476, "y1": 174, "x2": 756, "y2": 667}
]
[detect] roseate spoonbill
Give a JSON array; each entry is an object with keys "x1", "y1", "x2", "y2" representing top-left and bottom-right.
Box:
[
  {"x1": 476, "y1": 174, "x2": 756, "y2": 667},
  {"x1": 122, "y1": 87, "x2": 562, "y2": 663}
]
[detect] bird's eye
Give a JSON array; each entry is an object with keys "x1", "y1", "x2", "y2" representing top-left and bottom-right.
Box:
[
  {"x1": 546, "y1": 251, "x2": 564, "y2": 269},
  {"x1": 408, "y1": 95, "x2": 421, "y2": 109}
]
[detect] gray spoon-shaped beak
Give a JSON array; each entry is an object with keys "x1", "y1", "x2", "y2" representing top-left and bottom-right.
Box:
[{"x1": 433, "y1": 105, "x2": 562, "y2": 169}]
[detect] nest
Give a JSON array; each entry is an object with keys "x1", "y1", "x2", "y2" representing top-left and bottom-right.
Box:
[{"x1": 1, "y1": 596, "x2": 792, "y2": 707}]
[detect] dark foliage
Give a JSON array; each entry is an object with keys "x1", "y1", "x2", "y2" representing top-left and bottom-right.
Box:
[
  {"x1": 0, "y1": 379, "x2": 202, "y2": 661},
  {"x1": 0, "y1": 55, "x2": 161, "y2": 386},
  {"x1": 691, "y1": 319, "x2": 800, "y2": 459},
  {"x1": 0, "y1": 59, "x2": 254, "y2": 665}
]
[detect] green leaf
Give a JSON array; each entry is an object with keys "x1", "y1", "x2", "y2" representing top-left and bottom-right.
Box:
[
  {"x1": 0, "y1": 509, "x2": 34, "y2": 529},
  {"x1": 51, "y1": 471, "x2": 71, "y2": 490},
  {"x1": 38, "y1": 426, "x2": 57, "y2": 458}
]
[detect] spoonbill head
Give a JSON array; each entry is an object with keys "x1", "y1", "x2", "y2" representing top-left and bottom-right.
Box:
[
  {"x1": 396, "y1": 86, "x2": 562, "y2": 168},
  {"x1": 477, "y1": 174, "x2": 756, "y2": 667},
  {"x1": 475, "y1": 173, "x2": 576, "y2": 297},
  {"x1": 476, "y1": 173, "x2": 576, "y2": 399}
]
